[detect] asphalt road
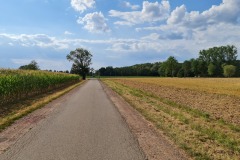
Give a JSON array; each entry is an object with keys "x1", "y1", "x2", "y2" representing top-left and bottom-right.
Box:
[{"x1": 0, "y1": 79, "x2": 145, "y2": 160}]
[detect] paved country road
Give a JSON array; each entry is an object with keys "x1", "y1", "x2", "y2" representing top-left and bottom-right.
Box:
[{"x1": 0, "y1": 79, "x2": 145, "y2": 160}]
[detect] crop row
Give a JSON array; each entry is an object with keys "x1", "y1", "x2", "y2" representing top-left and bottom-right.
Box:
[{"x1": 0, "y1": 69, "x2": 80, "y2": 106}]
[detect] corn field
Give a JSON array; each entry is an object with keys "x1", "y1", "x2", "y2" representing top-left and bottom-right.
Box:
[{"x1": 0, "y1": 69, "x2": 80, "y2": 106}]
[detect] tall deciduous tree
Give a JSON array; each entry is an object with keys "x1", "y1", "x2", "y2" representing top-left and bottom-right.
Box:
[
  {"x1": 67, "y1": 48, "x2": 92, "y2": 80},
  {"x1": 190, "y1": 58, "x2": 200, "y2": 77},
  {"x1": 182, "y1": 60, "x2": 192, "y2": 77},
  {"x1": 208, "y1": 63, "x2": 216, "y2": 76},
  {"x1": 199, "y1": 45, "x2": 237, "y2": 76},
  {"x1": 166, "y1": 56, "x2": 179, "y2": 77}
]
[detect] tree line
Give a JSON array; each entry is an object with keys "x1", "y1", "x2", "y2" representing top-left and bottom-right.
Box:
[{"x1": 96, "y1": 45, "x2": 239, "y2": 77}]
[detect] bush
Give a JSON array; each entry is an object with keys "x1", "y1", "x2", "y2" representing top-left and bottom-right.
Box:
[{"x1": 223, "y1": 65, "x2": 236, "y2": 77}]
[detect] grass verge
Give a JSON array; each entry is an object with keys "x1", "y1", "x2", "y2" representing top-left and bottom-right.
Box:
[{"x1": 0, "y1": 80, "x2": 85, "y2": 132}]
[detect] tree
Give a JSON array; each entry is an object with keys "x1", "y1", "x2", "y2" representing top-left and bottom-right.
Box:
[
  {"x1": 158, "y1": 62, "x2": 167, "y2": 77},
  {"x1": 98, "y1": 67, "x2": 106, "y2": 76},
  {"x1": 166, "y1": 56, "x2": 179, "y2": 77},
  {"x1": 208, "y1": 63, "x2": 216, "y2": 76},
  {"x1": 224, "y1": 45, "x2": 238, "y2": 64},
  {"x1": 19, "y1": 60, "x2": 40, "y2": 70},
  {"x1": 182, "y1": 60, "x2": 192, "y2": 77},
  {"x1": 198, "y1": 45, "x2": 238, "y2": 77},
  {"x1": 105, "y1": 66, "x2": 114, "y2": 76},
  {"x1": 223, "y1": 65, "x2": 236, "y2": 77},
  {"x1": 190, "y1": 59, "x2": 200, "y2": 77},
  {"x1": 177, "y1": 68, "x2": 184, "y2": 77},
  {"x1": 150, "y1": 62, "x2": 160, "y2": 76},
  {"x1": 197, "y1": 60, "x2": 208, "y2": 77},
  {"x1": 70, "y1": 63, "x2": 81, "y2": 75},
  {"x1": 67, "y1": 48, "x2": 92, "y2": 80},
  {"x1": 234, "y1": 60, "x2": 240, "y2": 76}
]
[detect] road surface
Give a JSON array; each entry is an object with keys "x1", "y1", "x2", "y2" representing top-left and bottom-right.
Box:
[{"x1": 0, "y1": 79, "x2": 145, "y2": 160}]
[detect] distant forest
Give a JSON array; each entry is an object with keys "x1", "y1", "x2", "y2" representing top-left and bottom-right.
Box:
[{"x1": 96, "y1": 45, "x2": 239, "y2": 77}]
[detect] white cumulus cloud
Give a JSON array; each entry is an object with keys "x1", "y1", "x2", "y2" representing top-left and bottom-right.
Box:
[
  {"x1": 167, "y1": 0, "x2": 240, "y2": 29},
  {"x1": 167, "y1": 5, "x2": 186, "y2": 25},
  {"x1": 71, "y1": 0, "x2": 95, "y2": 13},
  {"x1": 137, "y1": 0, "x2": 240, "y2": 41},
  {"x1": 123, "y1": 1, "x2": 140, "y2": 10},
  {"x1": 109, "y1": 0, "x2": 170, "y2": 26},
  {"x1": 77, "y1": 12, "x2": 110, "y2": 33}
]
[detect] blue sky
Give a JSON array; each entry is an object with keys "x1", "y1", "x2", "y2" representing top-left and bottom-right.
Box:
[{"x1": 0, "y1": 0, "x2": 239, "y2": 71}]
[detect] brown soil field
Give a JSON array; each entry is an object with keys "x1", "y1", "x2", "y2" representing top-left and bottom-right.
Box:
[
  {"x1": 102, "y1": 78, "x2": 240, "y2": 160},
  {"x1": 112, "y1": 78, "x2": 240, "y2": 125}
]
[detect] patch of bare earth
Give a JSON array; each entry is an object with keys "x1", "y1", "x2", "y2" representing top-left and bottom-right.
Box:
[
  {"x1": 101, "y1": 81, "x2": 190, "y2": 160},
  {"x1": 115, "y1": 79, "x2": 240, "y2": 126}
]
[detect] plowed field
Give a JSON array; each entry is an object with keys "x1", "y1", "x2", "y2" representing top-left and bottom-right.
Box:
[{"x1": 102, "y1": 78, "x2": 240, "y2": 160}]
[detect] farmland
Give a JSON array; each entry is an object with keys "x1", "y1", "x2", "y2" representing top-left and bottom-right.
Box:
[
  {"x1": 0, "y1": 69, "x2": 81, "y2": 130},
  {"x1": 0, "y1": 69, "x2": 80, "y2": 106},
  {"x1": 102, "y1": 78, "x2": 240, "y2": 160}
]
